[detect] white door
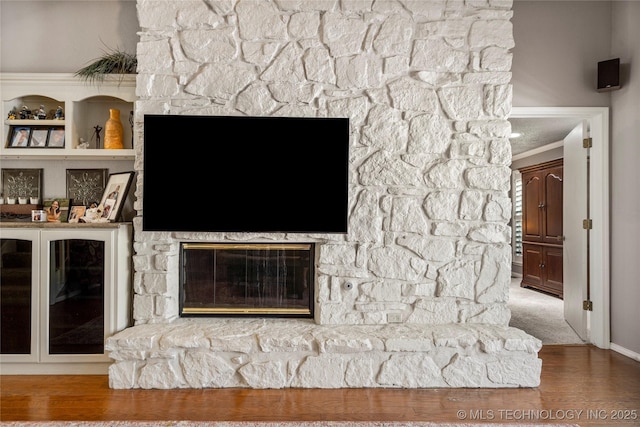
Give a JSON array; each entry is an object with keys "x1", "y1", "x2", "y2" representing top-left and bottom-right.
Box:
[{"x1": 563, "y1": 121, "x2": 588, "y2": 340}]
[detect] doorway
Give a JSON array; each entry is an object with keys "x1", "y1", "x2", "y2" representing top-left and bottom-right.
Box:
[{"x1": 509, "y1": 107, "x2": 610, "y2": 349}]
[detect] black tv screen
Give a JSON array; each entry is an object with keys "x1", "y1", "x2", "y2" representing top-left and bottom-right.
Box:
[{"x1": 143, "y1": 115, "x2": 349, "y2": 233}]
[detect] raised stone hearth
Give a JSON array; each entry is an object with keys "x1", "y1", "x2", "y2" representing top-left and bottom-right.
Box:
[
  {"x1": 107, "y1": 320, "x2": 541, "y2": 389},
  {"x1": 108, "y1": 0, "x2": 542, "y2": 389}
]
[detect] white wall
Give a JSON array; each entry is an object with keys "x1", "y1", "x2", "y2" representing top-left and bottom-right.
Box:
[
  {"x1": 0, "y1": 0, "x2": 139, "y2": 73},
  {"x1": 512, "y1": 1, "x2": 611, "y2": 107},
  {"x1": 609, "y1": 1, "x2": 640, "y2": 355}
]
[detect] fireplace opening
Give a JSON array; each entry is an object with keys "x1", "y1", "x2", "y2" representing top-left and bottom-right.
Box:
[{"x1": 179, "y1": 243, "x2": 314, "y2": 317}]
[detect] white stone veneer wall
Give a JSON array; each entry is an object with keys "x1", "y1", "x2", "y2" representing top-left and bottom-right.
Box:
[{"x1": 106, "y1": 0, "x2": 542, "y2": 389}]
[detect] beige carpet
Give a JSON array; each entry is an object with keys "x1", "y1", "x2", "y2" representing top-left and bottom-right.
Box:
[{"x1": 508, "y1": 278, "x2": 584, "y2": 345}]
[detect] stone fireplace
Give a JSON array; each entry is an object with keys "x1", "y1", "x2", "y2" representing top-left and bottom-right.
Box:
[{"x1": 106, "y1": 0, "x2": 542, "y2": 389}]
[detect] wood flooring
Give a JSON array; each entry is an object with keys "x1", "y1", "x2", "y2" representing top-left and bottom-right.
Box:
[{"x1": 1, "y1": 345, "x2": 639, "y2": 426}]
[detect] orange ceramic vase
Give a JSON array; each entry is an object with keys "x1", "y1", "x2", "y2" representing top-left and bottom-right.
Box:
[{"x1": 104, "y1": 108, "x2": 124, "y2": 149}]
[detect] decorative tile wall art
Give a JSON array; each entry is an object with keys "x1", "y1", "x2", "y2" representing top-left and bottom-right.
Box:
[{"x1": 66, "y1": 168, "x2": 107, "y2": 206}]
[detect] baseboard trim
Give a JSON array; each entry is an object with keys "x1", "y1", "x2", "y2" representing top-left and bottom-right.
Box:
[{"x1": 610, "y1": 342, "x2": 640, "y2": 362}]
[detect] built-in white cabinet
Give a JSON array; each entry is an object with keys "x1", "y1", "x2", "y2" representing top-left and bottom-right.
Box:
[
  {"x1": 0, "y1": 74, "x2": 135, "y2": 374},
  {"x1": 0, "y1": 223, "x2": 132, "y2": 374},
  {"x1": 1, "y1": 73, "x2": 136, "y2": 210},
  {"x1": 1, "y1": 73, "x2": 135, "y2": 159}
]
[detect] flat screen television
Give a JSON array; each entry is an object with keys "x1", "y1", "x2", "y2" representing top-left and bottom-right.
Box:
[{"x1": 143, "y1": 114, "x2": 349, "y2": 233}]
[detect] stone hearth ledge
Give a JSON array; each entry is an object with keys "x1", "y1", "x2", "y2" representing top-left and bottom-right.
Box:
[{"x1": 106, "y1": 320, "x2": 542, "y2": 389}]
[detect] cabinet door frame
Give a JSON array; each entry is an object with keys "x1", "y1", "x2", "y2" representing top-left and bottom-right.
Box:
[
  {"x1": 541, "y1": 165, "x2": 564, "y2": 244},
  {"x1": 521, "y1": 243, "x2": 543, "y2": 288},
  {"x1": 521, "y1": 171, "x2": 543, "y2": 242},
  {"x1": 39, "y1": 229, "x2": 116, "y2": 364},
  {"x1": 543, "y1": 245, "x2": 564, "y2": 297},
  {"x1": 0, "y1": 229, "x2": 40, "y2": 363}
]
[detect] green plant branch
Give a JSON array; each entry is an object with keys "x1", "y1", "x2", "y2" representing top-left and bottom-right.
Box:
[{"x1": 75, "y1": 47, "x2": 137, "y2": 84}]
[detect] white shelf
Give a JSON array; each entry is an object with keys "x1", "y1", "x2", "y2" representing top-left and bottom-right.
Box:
[
  {"x1": 5, "y1": 119, "x2": 65, "y2": 126},
  {"x1": 1, "y1": 148, "x2": 134, "y2": 160},
  {"x1": 0, "y1": 73, "x2": 136, "y2": 100},
  {"x1": 1, "y1": 72, "x2": 136, "y2": 155}
]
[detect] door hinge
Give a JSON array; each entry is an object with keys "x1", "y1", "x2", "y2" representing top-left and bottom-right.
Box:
[
  {"x1": 583, "y1": 300, "x2": 593, "y2": 311},
  {"x1": 583, "y1": 219, "x2": 592, "y2": 229},
  {"x1": 583, "y1": 137, "x2": 593, "y2": 148}
]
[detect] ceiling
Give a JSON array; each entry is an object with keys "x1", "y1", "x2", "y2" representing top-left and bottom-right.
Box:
[{"x1": 508, "y1": 117, "x2": 583, "y2": 156}]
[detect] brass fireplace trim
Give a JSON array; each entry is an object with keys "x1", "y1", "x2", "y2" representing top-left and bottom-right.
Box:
[
  {"x1": 182, "y1": 243, "x2": 313, "y2": 251},
  {"x1": 182, "y1": 307, "x2": 311, "y2": 315},
  {"x1": 180, "y1": 242, "x2": 314, "y2": 318}
]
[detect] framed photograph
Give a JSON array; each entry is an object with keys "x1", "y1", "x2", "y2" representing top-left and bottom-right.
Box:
[
  {"x1": 29, "y1": 129, "x2": 49, "y2": 147},
  {"x1": 8, "y1": 126, "x2": 31, "y2": 147},
  {"x1": 98, "y1": 171, "x2": 134, "y2": 222},
  {"x1": 43, "y1": 198, "x2": 72, "y2": 223},
  {"x1": 67, "y1": 205, "x2": 87, "y2": 223},
  {"x1": 31, "y1": 209, "x2": 47, "y2": 222},
  {"x1": 1, "y1": 168, "x2": 43, "y2": 201},
  {"x1": 66, "y1": 168, "x2": 107, "y2": 206},
  {"x1": 47, "y1": 128, "x2": 65, "y2": 148}
]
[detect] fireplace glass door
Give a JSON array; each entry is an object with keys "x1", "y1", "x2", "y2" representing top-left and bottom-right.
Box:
[{"x1": 180, "y1": 243, "x2": 313, "y2": 317}]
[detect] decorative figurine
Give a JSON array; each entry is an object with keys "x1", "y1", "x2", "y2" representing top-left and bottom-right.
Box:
[
  {"x1": 82, "y1": 203, "x2": 107, "y2": 223},
  {"x1": 77, "y1": 137, "x2": 89, "y2": 149},
  {"x1": 7, "y1": 107, "x2": 17, "y2": 120},
  {"x1": 93, "y1": 125, "x2": 103, "y2": 148},
  {"x1": 55, "y1": 106, "x2": 64, "y2": 120},
  {"x1": 19, "y1": 106, "x2": 31, "y2": 120},
  {"x1": 36, "y1": 105, "x2": 47, "y2": 120},
  {"x1": 129, "y1": 110, "x2": 134, "y2": 146}
]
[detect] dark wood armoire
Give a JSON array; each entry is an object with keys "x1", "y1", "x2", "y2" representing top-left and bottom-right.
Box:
[{"x1": 519, "y1": 159, "x2": 564, "y2": 298}]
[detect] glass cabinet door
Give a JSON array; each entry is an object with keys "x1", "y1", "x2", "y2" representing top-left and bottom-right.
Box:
[
  {"x1": 39, "y1": 228, "x2": 115, "y2": 363},
  {"x1": 0, "y1": 230, "x2": 39, "y2": 361},
  {"x1": 46, "y1": 238, "x2": 105, "y2": 355},
  {"x1": 1, "y1": 238, "x2": 33, "y2": 354}
]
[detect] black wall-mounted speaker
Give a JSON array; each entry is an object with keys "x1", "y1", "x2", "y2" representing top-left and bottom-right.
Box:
[{"x1": 597, "y1": 58, "x2": 620, "y2": 92}]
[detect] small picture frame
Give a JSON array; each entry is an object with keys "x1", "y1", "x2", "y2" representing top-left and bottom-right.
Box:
[
  {"x1": 31, "y1": 209, "x2": 47, "y2": 222},
  {"x1": 29, "y1": 129, "x2": 49, "y2": 147},
  {"x1": 47, "y1": 128, "x2": 65, "y2": 148},
  {"x1": 43, "y1": 198, "x2": 72, "y2": 223},
  {"x1": 98, "y1": 171, "x2": 134, "y2": 222},
  {"x1": 9, "y1": 127, "x2": 31, "y2": 147},
  {"x1": 67, "y1": 205, "x2": 87, "y2": 223}
]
